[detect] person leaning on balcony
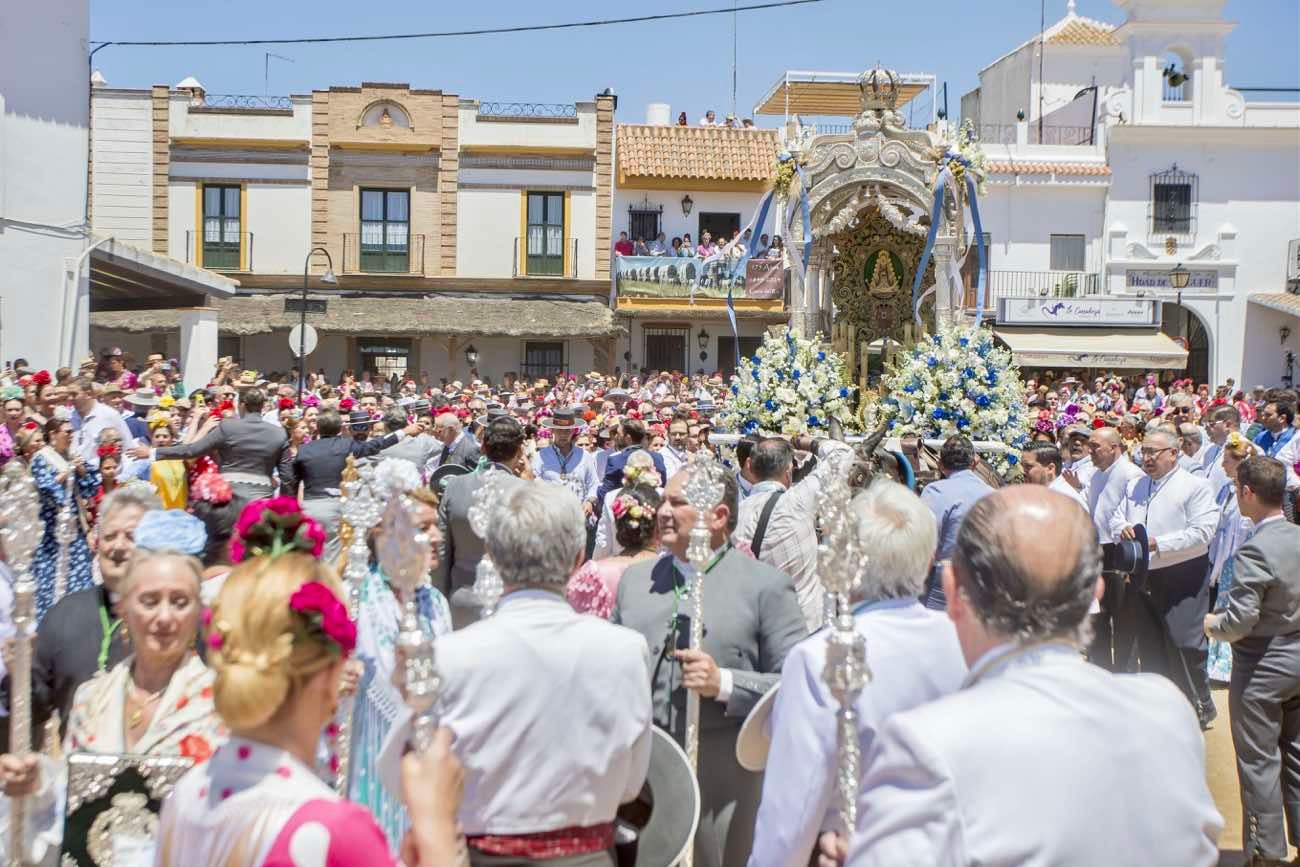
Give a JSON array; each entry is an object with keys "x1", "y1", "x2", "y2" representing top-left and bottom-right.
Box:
[
  {"x1": 677, "y1": 111, "x2": 688, "y2": 126},
  {"x1": 648, "y1": 232, "x2": 668, "y2": 256},
  {"x1": 697, "y1": 108, "x2": 718, "y2": 126},
  {"x1": 696, "y1": 231, "x2": 716, "y2": 258},
  {"x1": 671, "y1": 237, "x2": 684, "y2": 256},
  {"x1": 634, "y1": 236, "x2": 650, "y2": 256},
  {"x1": 681, "y1": 233, "x2": 695, "y2": 257},
  {"x1": 613, "y1": 231, "x2": 634, "y2": 257}
]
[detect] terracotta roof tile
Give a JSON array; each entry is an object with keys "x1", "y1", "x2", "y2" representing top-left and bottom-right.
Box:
[
  {"x1": 985, "y1": 161, "x2": 1111, "y2": 176},
  {"x1": 1046, "y1": 16, "x2": 1119, "y2": 47},
  {"x1": 617, "y1": 124, "x2": 778, "y2": 184}
]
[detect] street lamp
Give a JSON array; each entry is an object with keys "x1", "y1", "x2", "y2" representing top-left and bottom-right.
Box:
[
  {"x1": 464, "y1": 344, "x2": 479, "y2": 368},
  {"x1": 299, "y1": 247, "x2": 336, "y2": 395},
  {"x1": 1168, "y1": 262, "x2": 1190, "y2": 307},
  {"x1": 681, "y1": 195, "x2": 694, "y2": 218}
]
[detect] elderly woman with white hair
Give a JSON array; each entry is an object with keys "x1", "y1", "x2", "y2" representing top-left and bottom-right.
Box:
[
  {"x1": 748, "y1": 480, "x2": 969, "y2": 867},
  {"x1": 384, "y1": 481, "x2": 652, "y2": 866},
  {"x1": 1, "y1": 509, "x2": 226, "y2": 863}
]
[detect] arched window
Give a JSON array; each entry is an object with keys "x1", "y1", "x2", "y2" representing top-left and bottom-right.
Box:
[
  {"x1": 359, "y1": 101, "x2": 411, "y2": 129},
  {"x1": 1161, "y1": 50, "x2": 1190, "y2": 103}
]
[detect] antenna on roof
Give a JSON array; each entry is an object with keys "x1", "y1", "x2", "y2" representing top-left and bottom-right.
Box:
[
  {"x1": 1067, "y1": 0, "x2": 1076, "y2": 14},
  {"x1": 265, "y1": 52, "x2": 294, "y2": 96}
]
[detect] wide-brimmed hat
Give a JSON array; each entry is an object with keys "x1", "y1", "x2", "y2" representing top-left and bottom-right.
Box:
[
  {"x1": 78, "y1": 355, "x2": 96, "y2": 369},
  {"x1": 607, "y1": 388, "x2": 630, "y2": 403},
  {"x1": 736, "y1": 684, "x2": 780, "y2": 771},
  {"x1": 542, "y1": 407, "x2": 579, "y2": 430},
  {"x1": 475, "y1": 406, "x2": 511, "y2": 429},
  {"x1": 1102, "y1": 523, "x2": 1149, "y2": 588},
  {"x1": 237, "y1": 370, "x2": 262, "y2": 387},
  {"x1": 347, "y1": 410, "x2": 376, "y2": 430},
  {"x1": 429, "y1": 463, "x2": 472, "y2": 494},
  {"x1": 617, "y1": 727, "x2": 701, "y2": 867},
  {"x1": 102, "y1": 347, "x2": 123, "y2": 357},
  {"x1": 100, "y1": 383, "x2": 125, "y2": 397},
  {"x1": 126, "y1": 388, "x2": 159, "y2": 407}
]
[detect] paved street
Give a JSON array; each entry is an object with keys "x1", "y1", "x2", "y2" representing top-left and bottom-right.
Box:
[{"x1": 1207, "y1": 684, "x2": 1297, "y2": 867}]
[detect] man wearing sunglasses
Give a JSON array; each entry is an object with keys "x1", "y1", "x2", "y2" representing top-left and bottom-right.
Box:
[{"x1": 1108, "y1": 427, "x2": 1220, "y2": 728}]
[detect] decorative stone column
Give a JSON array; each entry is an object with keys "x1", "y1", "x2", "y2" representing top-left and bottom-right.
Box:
[
  {"x1": 179, "y1": 307, "x2": 219, "y2": 387},
  {"x1": 931, "y1": 237, "x2": 962, "y2": 333}
]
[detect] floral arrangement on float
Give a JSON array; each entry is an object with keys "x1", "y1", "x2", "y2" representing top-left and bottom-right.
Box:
[
  {"x1": 862, "y1": 324, "x2": 1029, "y2": 476},
  {"x1": 719, "y1": 327, "x2": 857, "y2": 437},
  {"x1": 932, "y1": 119, "x2": 988, "y2": 196}
]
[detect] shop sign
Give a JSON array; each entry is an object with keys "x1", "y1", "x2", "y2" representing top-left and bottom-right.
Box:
[
  {"x1": 1125, "y1": 269, "x2": 1218, "y2": 291},
  {"x1": 997, "y1": 297, "x2": 1161, "y2": 328}
]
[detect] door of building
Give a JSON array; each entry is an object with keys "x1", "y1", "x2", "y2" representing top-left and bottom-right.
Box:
[
  {"x1": 698, "y1": 212, "x2": 740, "y2": 246},
  {"x1": 717, "y1": 336, "x2": 763, "y2": 377},
  {"x1": 359, "y1": 338, "x2": 412, "y2": 383},
  {"x1": 644, "y1": 326, "x2": 689, "y2": 374}
]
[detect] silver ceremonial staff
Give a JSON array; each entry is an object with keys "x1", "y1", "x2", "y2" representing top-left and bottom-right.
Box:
[
  {"x1": 378, "y1": 494, "x2": 441, "y2": 753},
  {"x1": 680, "y1": 450, "x2": 725, "y2": 867},
  {"x1": 815, "y1": 449, "x2": 870, "y2": 841},
  {"x1": 331, "y1": 458, "x2": 383, "y2": 796},
  {"x1": 53, "y1": 472, "x2": 77, "y2": 605},
  {"x1": 1, "y1": 463, "x2": 43, "y2": 867},
  {"x1": 467, "y1": 471, "x2": 510, "y2": 617}
]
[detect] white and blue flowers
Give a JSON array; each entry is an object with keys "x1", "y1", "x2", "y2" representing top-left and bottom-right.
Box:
[
  {"x1": 863, "y1": 324, "x2": 1028, "y2": 476},
  {"x1": 719, "y1": 327, "x2": 857, "y2": 436}
]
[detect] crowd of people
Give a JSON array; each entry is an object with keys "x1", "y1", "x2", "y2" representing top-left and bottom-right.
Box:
[
  {"x1": 0, "y1": 346, "x2": 1295, "y2": 865},
  {"x1": 613, "y1": 227, "x2": 785, "y2": 261}
]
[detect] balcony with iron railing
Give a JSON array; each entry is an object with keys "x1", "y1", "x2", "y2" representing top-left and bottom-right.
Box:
[
  {"x1": 475, "y1": 101, "x2": 578, "y2": 123},
  {"x1": 977, "y1": 122, "x2": 1097, "y2": 146},
  {"x1": 962, "y1": 269, "x2": 1103, "y2": 309},
  {"x1": 342, "y1": 233, "x2": 427, "y2": 275},
  {"x1": 513, "y1": 237, "x2": 579, "y2": 278},
  {"x1": 186, "y1": 231, "x2": 253, "y2": 271}
]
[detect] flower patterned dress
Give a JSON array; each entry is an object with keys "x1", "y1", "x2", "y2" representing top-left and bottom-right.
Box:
[
  {"x1": 1206, "y1": 483, "x2": 1253, "y2": 683},
  {"x1": 31, "y1": 448, "x2": 99, "y2": 621}
]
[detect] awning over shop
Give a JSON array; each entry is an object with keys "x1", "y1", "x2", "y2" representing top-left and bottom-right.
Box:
[
  {"x1": 89, "y1": 237, "x2": 239, "y2": 312},
  {"x1": 1248, "y1": 293, "x2": 1300, "y2": 319},
  {"x1": 993, "y1": 327, "x2": 1188, "y2": 370},
  {"x1": 90, "y1": 293, "x2": 623, "y2": 339}
]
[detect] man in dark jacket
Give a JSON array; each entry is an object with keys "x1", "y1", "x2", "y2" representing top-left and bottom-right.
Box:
[
  {"x1": 1, "y1": 486, "x2": 159, "y2": 750},
  {"x1": 283, "y1": 408, "x2": 420, "y2": 559}
]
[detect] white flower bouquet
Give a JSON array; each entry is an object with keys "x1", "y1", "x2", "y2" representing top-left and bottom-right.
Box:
[
  {"x1": 862, "y1": 325, "x2": 1029, "y2": 476},
  {"x1": 719, "y1": 327, "x2": 858, "y2": 436}
]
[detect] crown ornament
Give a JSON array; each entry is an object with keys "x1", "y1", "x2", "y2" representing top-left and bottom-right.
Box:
[{"x1": 858, "y1": 65, "x2": 900, "y2": 112}]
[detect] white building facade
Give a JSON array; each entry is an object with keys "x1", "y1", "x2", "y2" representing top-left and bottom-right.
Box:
[{"x1": 962, "y1": 0, "x2": 1300, "y2": 389}]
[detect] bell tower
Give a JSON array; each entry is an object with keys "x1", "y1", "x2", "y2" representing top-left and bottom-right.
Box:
[{"x1": 1113, "y1": 0, "x2": 1238, "y2": 125}]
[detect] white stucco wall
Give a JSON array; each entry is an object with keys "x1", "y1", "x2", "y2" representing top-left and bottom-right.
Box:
[
  {"x1": 170, "y1": 94, "x2": 312, "y2": 142},
  {"x1": 0, "y1": 0, "x2": 91, "y2": 367},
  {"x1": 612, "y1": 189, "x2": 768, "y2": 247},
  {"x1": 246, "y1": 183, "x2": 311, "y2": 274},
  {"x1": 1241, "y1": 304, "x2": 1300, "y2": 391},
  {"x1": 90, "y1": 90, "x2": 153, "y2": 248},
  {"x1": 167, "y1": 180, "x2": 197, "y2": 263},
  {"x1": 457, "y1": 188, "x2": 523, "y2": 277},
  {"x1": 980, "y1": 183, "x2": 1108, "y2": 274},
  {"x1": 458, "y1": 103, "x2": 597, "y2": 151}
]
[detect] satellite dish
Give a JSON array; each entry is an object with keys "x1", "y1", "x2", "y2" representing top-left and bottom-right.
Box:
[{"x1": 289, "y1": 324, "x2": 318, "y2": 357}]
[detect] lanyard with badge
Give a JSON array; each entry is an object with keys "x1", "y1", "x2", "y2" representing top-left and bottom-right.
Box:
[{"x1": 97, "y1": 601, "x2": 123, "y2": 674}]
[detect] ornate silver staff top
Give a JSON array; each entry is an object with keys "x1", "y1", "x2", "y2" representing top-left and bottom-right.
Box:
[
  {"x1": 1, "y1": 462, "x2": 43, "y2": 867},
  {"x1": 377, "y1": 494, "x2": 439, "y2": 754},
  {"x1": 467, "y1": 469, "x2": 511, "y2": 617},
  {"x1": 53, "y1": 473, "x2": 77, "y2": 605},
  {"x1": 815, "y1": 448, "x2": 870, "y2": 839},
  {"x1": 679, "y1": 450, "x2": 725, "y2": 867}
]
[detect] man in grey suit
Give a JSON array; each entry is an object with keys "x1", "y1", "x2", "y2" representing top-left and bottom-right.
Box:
[
  {"x1": 613, "y1": 468, "x2": 807, "y2": 867},
  {"x1": 377, "y1": 405, "x2": 442, "y2": 477},
  {"x1": 844, "y1": 486, "x2": 1221, "y2": 867},
  {"x1": 432, "y1": 411, "x2": 480, "y2": 472},
  {"x1": 130, "y1": 387, "x2": 291, "y2": 504},
  {"x1": 435, "y1": 416, "x2": 524, "y2": 629},
  {"x1": 1206, "y1": 456, "x2": 1300, "y2": 866}
]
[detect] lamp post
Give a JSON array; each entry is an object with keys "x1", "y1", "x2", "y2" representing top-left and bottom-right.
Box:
[{"x1": 300, "y1": 247, "x2": 337, "y2": 395}]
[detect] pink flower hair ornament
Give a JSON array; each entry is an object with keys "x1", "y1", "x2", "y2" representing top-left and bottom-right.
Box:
[
  {"x1": 230, "y1": 496, "x2": 326, "y2": 563},
  {"x1": 289, "y1": 581, "x2": 357, "y2": 658}
]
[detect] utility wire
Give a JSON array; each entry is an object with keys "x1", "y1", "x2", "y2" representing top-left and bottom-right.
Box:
[{"x1": 93, "y1": 0, "x2": 823, "y2": 48}]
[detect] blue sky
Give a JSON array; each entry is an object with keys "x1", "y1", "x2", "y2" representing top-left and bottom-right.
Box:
[{"x1": 90, "y1": 0, "x2": 1299, "y2": 123}]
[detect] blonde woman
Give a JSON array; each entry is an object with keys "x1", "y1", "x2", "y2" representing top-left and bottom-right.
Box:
[
  {"x1": 155, "y1": 502, "x2": 463, "y2": 866},
  {"x1": 1206, "y1": 432, "x2": 1258, "y2": 682}
]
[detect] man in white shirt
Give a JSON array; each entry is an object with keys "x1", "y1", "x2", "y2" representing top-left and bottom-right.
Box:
[
  {"x1": 68, "y1": 378, "x2": 134, "y2": 468},
  {"x1": 1020, "y1": 442, "x2": 1087, "y2": 509},
  {"x1": 1178, "y1": 423, "x2": 1208, "y2": 476},
  {"x1": 660, "y1": 418, "x2": 691, "y2": 480},
  {"x1": 1057, "y1": 426, "x2": 1094, "y2": 498},
  {"x1": 733, "y1": 436, "x2": 851, "y2": 632},
  {"x1": 1109, "y1": 428, "x2": 1220, "y2": 727},
  {"x1": 843, "y1": 487, "x2": 1222, "y2": 867},
  {"x1": 750, "y1": 481, "x2": 966, "y2": 867},
  {"x1": 386, "y1": 482, "x2": 652, "y2": 858},
  {"x1": 1083, "y1": 425, "x2": 1145, "y2": 669}
]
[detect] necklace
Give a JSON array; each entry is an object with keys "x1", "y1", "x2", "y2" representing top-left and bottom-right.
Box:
[{"x1": 127, "y1": 672, "x2": 168, "y2": 729}]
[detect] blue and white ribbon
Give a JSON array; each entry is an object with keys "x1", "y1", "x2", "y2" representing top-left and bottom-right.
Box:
[
  {"x1": 910, "y1": 167, "x2": 952, "y2": 327},
  {"x1": 966, "y1": 175, "x2": 988, "y2": 327}
]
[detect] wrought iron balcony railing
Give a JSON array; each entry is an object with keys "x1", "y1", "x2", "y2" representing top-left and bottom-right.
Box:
[
  {"x1": 192, "y1": 94, "x2": 294, "y2": 111},
  {"x1": 963, "y1": 269, "x2": 1102, "y2": 308},
  {"x1": 342, "y1": 233, "x2": 427, "y2": 275},
  {"x1": 186, "y1": 231, "x2": 253, "y2": 271},
  {"x1": 477, "y1": 101, "x2": 577, "y2": 120},
  {"x1": 976, "y1": 123, "x2": 1096, "y2": 146},
  {"x1": 513, "y1": 237, "x2": 579, "y2": 278}
]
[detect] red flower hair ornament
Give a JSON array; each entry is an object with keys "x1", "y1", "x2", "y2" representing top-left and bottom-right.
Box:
[
  {"x1": 230, "y1": 496, "x2": 326, "y2": 563},
  {"x1": 289, "y1": 581, "x2": 356, "y2": 658},
  {"x1": 32, "y1": 370, "x2": 51, "y2": 388}
]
